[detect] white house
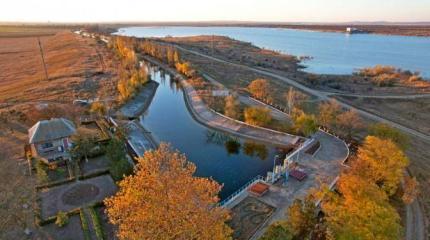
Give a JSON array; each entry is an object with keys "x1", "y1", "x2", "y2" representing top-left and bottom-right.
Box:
[{"x1": 28, "y1": 118, "x2": 76, "y2": 164}]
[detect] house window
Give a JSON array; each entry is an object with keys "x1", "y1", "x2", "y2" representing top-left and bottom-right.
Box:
[{"x1": 41, "y1": 142, "x2": 54, "y2": 149}]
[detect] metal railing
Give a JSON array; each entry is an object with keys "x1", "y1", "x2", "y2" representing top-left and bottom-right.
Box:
[{"x1": 218, "y1": 175, "x2": 265, "y2": 207}]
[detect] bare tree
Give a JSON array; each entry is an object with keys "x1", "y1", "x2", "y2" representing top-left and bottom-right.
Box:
[{"x1": 284, "y1": 87, "x2": 308, "y2": 115}]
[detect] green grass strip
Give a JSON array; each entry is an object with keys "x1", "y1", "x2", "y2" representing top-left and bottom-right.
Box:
[
  {"x1": 89, "y1": 207, "x2": 105, "y2": 240},
  {"x1": 79, "y1": 209, "x2": 91, "y2": 240}
]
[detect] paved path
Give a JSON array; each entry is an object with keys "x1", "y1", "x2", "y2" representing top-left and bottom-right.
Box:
[
  {"x1": 326, "y1": 92, "x2": 430, "y2": 99},
  {"x1": 406, "y1": 200, "x2": 426, "y2": 240},
  {"x1": 175, "y1": 45, "x2": 430, "y2": 143}
]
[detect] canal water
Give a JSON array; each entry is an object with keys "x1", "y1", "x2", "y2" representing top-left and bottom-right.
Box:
[
  {"x1": 117, "y1": 26, "x2": 430, "y2": 78},
  {"x1": 139, "y1": 66, "x2": 280, "y2": 199}
]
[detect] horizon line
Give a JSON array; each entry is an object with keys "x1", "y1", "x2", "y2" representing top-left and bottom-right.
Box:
[{"x1": 1, "y1": 20, "x2": 430, "y2": 26}]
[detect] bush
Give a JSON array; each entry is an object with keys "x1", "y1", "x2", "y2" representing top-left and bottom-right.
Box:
[
  {"x1": 244, "y1": 106, "x2": 272, "y2": 127},
  {"x1": 110, "y1": 158, "x2": 133, "y2": 181},
  {"x1": 105, "y1": 138, "x2": 133, "y2": 181},
  {"x1": 55, "y1": 211, "x2": 69, "y2": 227},
  {"x1": 260, "y1": 221, "x2": 293, "y2": 240},
  {"x1": 36, "y1": 160, "x2": 49, "y2": 183}
]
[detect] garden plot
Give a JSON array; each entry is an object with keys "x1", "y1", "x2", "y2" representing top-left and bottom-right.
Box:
[{"x1": 38, "y1": 174, "x2": 117, "y2": 220}]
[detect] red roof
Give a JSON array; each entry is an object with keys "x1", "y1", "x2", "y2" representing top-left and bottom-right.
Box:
[
  {"x1": 248, "y1": 182, "x2": 270, "y2": 196},
  {"x1": 290, "y1": 169, "x2": 307, "y2": 181}
]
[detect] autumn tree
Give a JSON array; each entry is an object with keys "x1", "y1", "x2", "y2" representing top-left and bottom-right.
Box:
[
  {"x1": 260, "y1": 221, "x2": 293, "y2": 240},
  {"x1": 175, "y1": 61, "x2": 193, "y2": 77},
  {"x1": 369, "y1": 123, "x2": 409, "y2": 150},
  {"x1": 104, "y1": 143, "x2": 232, "y2": 240},
  {"x1": 286, "y1": 196, "x2": 318, "y2": 238},
  {"x1": 318, "y1": 99, "x2": 341, "y2": 129},
  {"x1": 322, "y1": 174, "x2": 402, "y2": 240},
  {"x1": 224, "y1": 94, "x2": 240, "y2": 119},
  {"x1": 166, "y1": 47, "x2": 175, "y2": 66},
  {"x1": 292, "y1": 110, "x2": 318, "y2": 137},
  {"x1": 117, "y1": 78, "x2": 133, "y2": 103},
  {"x1": 173, "y1": 50, "x2": 180, "y2": 63},
  {"x1": 352, "y1": 136, "x2": 409, "y2": 196},
  {"x1": 336, "y1": 109, "x2": 363, "y2": 138},
  {"x1": 284, "y1": 87, "x2": 308, "y2": 115},
  {"x1": 248, "y1": 79, "x2": 270, "y2": 100},
  {"x1": 244, "y1": 106, "x2": 272, "y2": 127}
]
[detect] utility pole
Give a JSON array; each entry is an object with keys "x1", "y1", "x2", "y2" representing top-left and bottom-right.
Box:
[
  {"x1": 211, "y1": 35, "x2": 215, "y2": 67},
  {"x1": 211, "y1": 35, "x2": 215, "y2": 56},
  {"x1": 37, "y1": 37, "x2": 49, "y2": 81}
]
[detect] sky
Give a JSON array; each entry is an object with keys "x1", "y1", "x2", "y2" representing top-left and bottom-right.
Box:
[{"x1": 1, "y1": 0, "x2": 430, "y2": 23}]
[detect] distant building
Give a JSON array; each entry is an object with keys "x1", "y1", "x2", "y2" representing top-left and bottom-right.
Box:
[
  {"x1": 346, "y1": 27, "x2": 367, "y2": 34},
  {"x1": 28, "y1": 118, "x2": 76, "y2": 164}
]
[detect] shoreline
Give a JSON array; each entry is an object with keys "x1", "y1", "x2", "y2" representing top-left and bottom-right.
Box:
[{"x1": 112, "y1": 24, "x2": 430, "y2": 38}]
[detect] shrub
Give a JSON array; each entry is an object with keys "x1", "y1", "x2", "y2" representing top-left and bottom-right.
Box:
[
  {"x1": 244, "y1": 106, "x2": 272, "y2": 127},
  {"x1": 105, "y1": 139, "x2": 133, "y2": 181},
  {"x1": 55, "y1": 211, "x2": 69, "y2": 227},
  {"x1": 36, "y1": 160, "x2": 49, "y2": 183}
]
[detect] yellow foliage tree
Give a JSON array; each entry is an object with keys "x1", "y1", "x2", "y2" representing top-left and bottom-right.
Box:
[
  {"x1": 336, "y1": 109, "x2": 363, "y2": 138},
  {"x1": 248, "y1": 79, "x2": 270, "y2": 100},
  {"x1": 322, "y1": 174, "x2": 402, "y2": 240},
  {"x1": 318, "y1": 99, "x2": 341, "y2": 128},
  {"x1": 224, "y1": 95, "x2": 240, "y2": 119},
  {"x1": 353, "y1": 136, "x2": 409, "y2": 196},
  {"x1": 104, "y1": 143, "x2": 232, "y2": 240},
  {"x1": 117, "y1": 78, "x2": 132, "y2": 103},
  {"x1": 292, "y1": 110, "x2": 318, "y2": 137}
]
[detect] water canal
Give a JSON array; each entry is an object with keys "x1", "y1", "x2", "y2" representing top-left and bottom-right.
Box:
[{"x1": 139, "y1": 65, "x2": 281, "y2": 199}]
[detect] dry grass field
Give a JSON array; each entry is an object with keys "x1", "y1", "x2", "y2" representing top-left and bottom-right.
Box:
[
  {"x1": 337, "y1": 96, "x2": 430, "y2": 134},
  {"x1": 0, "y1": 31, "x2": 118, "y2": 107}
]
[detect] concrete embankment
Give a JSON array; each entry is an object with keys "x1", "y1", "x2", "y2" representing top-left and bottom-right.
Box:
[
  {"x1": 117, "y1": 80, "x2": 159, "y2": 119},
  {"x1": 141, "y1": 55, "x2": 302, "y2": 147},
  {"x1": 112, "y1": 79, "x2": 160, "y2": 158}
]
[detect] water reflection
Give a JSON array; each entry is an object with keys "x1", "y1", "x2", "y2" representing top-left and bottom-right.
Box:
[
  {"x1": 206, "y1": 130, "x2": 269, "y2": 160},
  {"x1": 243, "y1": 141, "x2": 269, "y2": 160},
  {"x1": 224, "y1": 139, "x2": 241, "y2": 155}
]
